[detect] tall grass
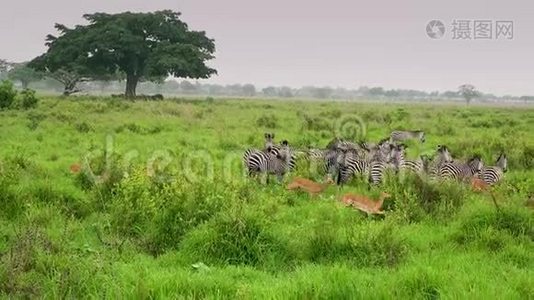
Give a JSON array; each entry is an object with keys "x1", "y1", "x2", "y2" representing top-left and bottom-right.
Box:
[{"x1": 0, "y1": 96, "x2": 532, "y2": 298}]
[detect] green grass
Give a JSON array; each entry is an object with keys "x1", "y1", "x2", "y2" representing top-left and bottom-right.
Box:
[{"x1": 0, "y1": 96, "x2": 533, "y2": 298}]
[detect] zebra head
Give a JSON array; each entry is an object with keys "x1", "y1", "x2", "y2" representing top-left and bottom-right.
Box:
[
  {"x1": 264, "y1": 132, "x2": 275, "y2": 150},
  {"x1": 468, "y1": 155, "x2": 484, "y2": 174},
  {"x1": 496, "y1": 153, "x2": 508, "y2": 173},
  {"x1": 436, "y1": 145, "x2": 454, "y2": 163},
  {"x1": 277, "y1": 140, "x2": 291, "y2": 163}
]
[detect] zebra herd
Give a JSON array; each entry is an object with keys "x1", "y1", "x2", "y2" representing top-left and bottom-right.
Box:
[{"x1": 243, "y1": 130, "x2": 508, "y2": 187}]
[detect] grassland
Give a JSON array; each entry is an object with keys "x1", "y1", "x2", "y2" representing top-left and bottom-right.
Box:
[{"x1": 0, "y1": 96, "x2": 533, "y2": 299}]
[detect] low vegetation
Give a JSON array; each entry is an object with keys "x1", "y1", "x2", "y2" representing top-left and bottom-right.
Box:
[{"x1": 0, "y1": 96, "x2": 532, "y2": 298}]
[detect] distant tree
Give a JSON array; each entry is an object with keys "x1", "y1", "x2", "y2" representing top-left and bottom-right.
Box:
[
  {"x1": 0, "y1": 59, "x2": 14, "y2": 80},
  {"x1": 520, "y1": 95, "x2": 534, "y2": 104},
  {"x1": 385, "y1": 89, "x2": 400, "y2": 97},
  {"x1": 278, "y1": 86, "x2": 293, "y2": 98},
  {"x1": 312, "y1": 87, "x2": 333, "y2": 99},
  {"x1": 262, "y1": 86, "x2": 277, "y2": 97},
  {"x1": 207, "y1": 84, "x2": 224, "y2": 95},
  {"x1": 441, "y1": 90, "x2": 459, "y2": 98},
  {"x1": 7, "y1": 63, "x2": 43, "y2": 89},
  {"x1": 242, "y1": 84, "x2": 256, "y2": 97},
  {"x1": 458, "y1": 84, "x2": 480, "y2": 104},
  {"x1": 180, "y1": 80, "x2": 197, "y2": 94},
  {"x1": 30, "y1": 10, "x2": 216, "y2": 99},
  {"x1": 368, "y1": 87, "x2": 385, "y2": 96}
]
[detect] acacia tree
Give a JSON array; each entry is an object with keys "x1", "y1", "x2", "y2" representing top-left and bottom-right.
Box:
[
  {"x1": 31, "y1": 10, "x2": 216, "y2": 98},
  {"x1": 29, "y1": 23, "x2": 95, "y2": 95},
  {"x1": 458, "y1": 84, "x2": 480, "y2": 104},
  {"x1": 8, "y1": 63, "x2": 43, "y2": 89}
]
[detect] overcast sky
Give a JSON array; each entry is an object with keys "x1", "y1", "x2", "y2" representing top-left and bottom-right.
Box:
[{"x1": 1, "y1": 0, "x2": 533, "y2": 95}]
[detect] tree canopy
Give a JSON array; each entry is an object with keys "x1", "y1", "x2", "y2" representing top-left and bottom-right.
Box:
[
  {"x1": 8, "y1": 63, "x2": 43, "y2": 89},
  {"x1": 458, "y1": 84, "x2": 480, "y2": 104},
  {"x1": 30, "y1": 10, "x2": 216, "y2": 98}
]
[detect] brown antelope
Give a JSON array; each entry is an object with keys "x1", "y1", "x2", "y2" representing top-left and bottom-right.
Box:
[
  {"x1": 341, "y1": 192, "x2": 391, "y2": 215},
  {"x1": 471, "y1": 177, "x2": 490, "y2": 192},
  {"x1": 70, "y1": 163, "x2": 81, "y2": 174},
  {"x1": 286, "y1": 177, "x2": 334, "y2": 197}
]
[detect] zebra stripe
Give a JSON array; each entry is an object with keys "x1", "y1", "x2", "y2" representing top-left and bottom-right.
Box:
[
  {"x1": 438, "y1": 156, "x2": 484, "y2": 182},
  {"x1": 426, "y1": 145, "x2": 454, "y2": 178},
  {"x1": 480, "y1": 153, "x2": 507, "y2": 185},
  {"x1": 390, "y1": 144, "x2": 425, "y2": 175},
  {"x1": 243, "y1": 145, "x2": 291, "y2": 182},
  {"x1": 338, "y1": 142, "x2": 394, "y2": 185}
]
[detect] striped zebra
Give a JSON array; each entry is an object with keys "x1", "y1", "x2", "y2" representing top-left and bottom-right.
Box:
[
  {"x1": 262, "y1": 133, "x2": 297, "y2": 171},
  {"x1": 479, "y1": 153, "x2": 507, "y2": 185},
  {"x1": 368, "y1": 142, "x2": 396, "y2": 185},
  {"x1": 390, "y1": 144, "x2": 426, "y2": 175},
  {"x1": 301, "y1": 147, "x2": 347, "y2": 182},
  {"x1": 243, "y1": 140, "x2": 292, "y2": 183},
  {"x1": 438, "y1": 155, "x2": 484, "y2": 182},
  {"x1": 390, "y1": 130, "x2": 425, "y2": 143},
  {"x1": 426, "y1": 145, "x2": 454, "y2": 178},
  {"x1": 338, "y1": 141, "x2": 394, "y2": 185}
]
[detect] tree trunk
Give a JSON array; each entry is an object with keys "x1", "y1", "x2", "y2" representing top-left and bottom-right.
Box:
[
  {"x1": 125, "y1": 74, "x2": 138, "y2": 99},
  {"x1": 21, "y1": 81, "x2": 29, "y2": 89}
]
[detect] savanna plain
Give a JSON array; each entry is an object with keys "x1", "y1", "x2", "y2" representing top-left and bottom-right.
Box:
[{"x1": 0, "y1": 96, "x2": 533, "y2": 299}]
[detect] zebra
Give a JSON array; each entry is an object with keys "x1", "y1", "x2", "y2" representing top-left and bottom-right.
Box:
[
  {"x1": 438, "y1": 155, "x2": 484, "y2": 182},
  {"x1": 338, "y1": 141, "x2": 394, "y2": 185},
  {"x1": 263, "y1": 132, "x2": 276, "y2": 152},
  {"x1": 368, "y1": 142, "x2": 396, "y2": 185},
  {"x1": 390, "y1": 130, "x2": 425, "y2": 144},
  {"x1": 426, "y1": 145, "x2": 455, "y2": 179},
  {"x1": 262, "y1": 133, "x2": 297, "y2": 171},
  {"x1": 479, "y1": 153, "x2": 507, "y2": 185},
  {"x1": 243, "y1": 140, "x2": 292, "y2": 183},
  {"x1": 390, "y1": 144, "x2": 426, "y2": 175}
]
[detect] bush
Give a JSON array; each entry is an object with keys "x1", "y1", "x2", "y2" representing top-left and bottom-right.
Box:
[
  {"x1": 306, "y1": 222, "x2": 408, "y2": 267},
  {"x1": 20, "y1": 89, "x2": 39, "y2": 110},
  {"x1": 0, "y1": 80, "x2": 17, "y2": 109},
  {"x1": 384, "y1": 174, "x2": 467, "y2": 223},
  {"x1": 74, "y1": 148, "x2": 125, "y2": 207},
  {"x1": 74, "y1": 122, "x2": 93, "y2": 133},
  {"x1": 180, "y1": 211, "x2": 293, "y2": 267},
  {"x1": 256, "y1": 113, "x2": 278, "y2": 129},
  {"x1": 453, "y1": 206, "x2": 534, "y2": 248},
  {"x1": 520, "y1": 146, "x2": 534, "y2": 169}
]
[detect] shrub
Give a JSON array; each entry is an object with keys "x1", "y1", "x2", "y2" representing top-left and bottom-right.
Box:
[
  {"x1": 520, "y1": 146, "x2": 534, "y2": 169},
  {"x1": 453, "y1": 206, "x2": 534, "y2": 248},
  {"x1": 306, "y1": 222, "x2": 408, "y2": 267},
  {"x1": 74, "y1": 148, "x2": 124, "y2": 207},
  {"x1": 74, "y1": 122, "x2": 93, "y2": 133},
  {"x1": 20, "y1": 89, "x2": 39, "y2": 110},
  {"x1": 180, "y1": 211, "x2": 293, "y2": 267},
  {"x1": 256, "y1": 113, "x2": 278, "y2": 129},
  {"x1": 384, "y1": 174, "x2": 467, "y2": 223},
  {"x1": 26, "y1": 112, "x2": 46, "y2": 131},
  {"x1": 0, "y1": 80, "x2": 17, "y2": 109}
]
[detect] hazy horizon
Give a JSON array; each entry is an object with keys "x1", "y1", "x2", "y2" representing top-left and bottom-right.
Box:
[{"x1": 1, "y1": 0, "x2": 533, "y2": 96}]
